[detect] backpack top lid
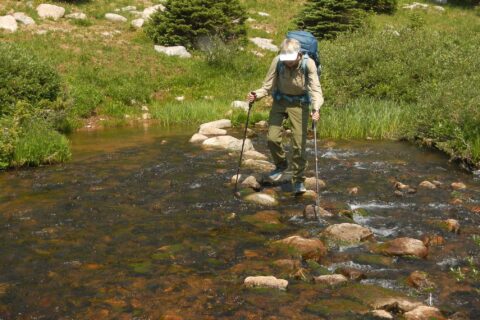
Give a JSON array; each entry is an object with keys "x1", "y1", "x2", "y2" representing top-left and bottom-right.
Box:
[{"x1": 286, "y1": 30, "x2": 320, "y2": 72}]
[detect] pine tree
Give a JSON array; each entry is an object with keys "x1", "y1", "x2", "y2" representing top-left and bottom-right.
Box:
[
  {"x1": 295, "y1": 0, "x2": 366, "y2": 40},
  {"x1": 145, "y1": 0, "x2": 247, "y2": 49},
  {"x1": 359, "y1": 0, "x2": 397, "y2": 14}
]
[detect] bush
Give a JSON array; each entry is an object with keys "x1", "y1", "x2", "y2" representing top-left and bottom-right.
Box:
[
  {"x1": 295, "y1": 0, "x2": 366, "y2": 40},
  {"x1": 145, "y1": 0, "x2": 247, "y2": 48},
  {"x1": 358, "y1": 0, "x2": 397, "y2": 14},
  {"x1": 0, "y1": 43, "x2": 63, "y2": 116}
]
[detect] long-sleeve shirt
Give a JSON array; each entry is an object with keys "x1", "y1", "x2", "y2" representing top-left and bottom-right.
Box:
[{"x1": 253, "y1": 55, "x2": 324, "y2": 111}]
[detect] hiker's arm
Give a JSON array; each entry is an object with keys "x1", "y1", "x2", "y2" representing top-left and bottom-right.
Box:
[
  {"x1": 306, "y1": 59, "x2": 324, "y2": 112},
  {"x1": 252, "y1": 56, "x2": 279, "y2": 100}
]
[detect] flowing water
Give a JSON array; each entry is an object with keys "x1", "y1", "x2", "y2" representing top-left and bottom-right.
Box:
[{"x1": 0, "y1": 125, "x2": 479, "y2": 319}]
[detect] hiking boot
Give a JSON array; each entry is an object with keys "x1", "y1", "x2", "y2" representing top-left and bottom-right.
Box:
[
  {"x1": 268, "y1": 165, "x2": 288, "y2": 182},
  {"x1": 294, "y1": 182, "x2": 307, "y2": 195}
]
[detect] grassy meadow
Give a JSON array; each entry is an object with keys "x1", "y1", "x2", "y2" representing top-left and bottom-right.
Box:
[{"x1": 0, "y1": 0, "x2": 479, "y2": 168}]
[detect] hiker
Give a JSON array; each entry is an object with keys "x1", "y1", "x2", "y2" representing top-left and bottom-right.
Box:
[{"x1": 247, "y1": 37, "x2": 324, "y2": 194}]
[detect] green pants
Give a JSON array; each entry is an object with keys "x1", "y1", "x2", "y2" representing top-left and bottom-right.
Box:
[{"x1": 267, "y1": 99, "x2": 309, "y2": 183}]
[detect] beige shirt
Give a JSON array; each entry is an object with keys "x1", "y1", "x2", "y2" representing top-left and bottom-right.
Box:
[{"x1": 254, "y1": 55, "x2": 324, "y2": 111}]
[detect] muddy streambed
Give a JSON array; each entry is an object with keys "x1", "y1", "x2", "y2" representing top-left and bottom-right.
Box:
[{"x1": 0, "y1": 125, "x2": 479, "y2": 319}]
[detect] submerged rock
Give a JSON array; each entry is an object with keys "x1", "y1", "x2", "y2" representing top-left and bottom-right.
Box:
[
  {"x1": 407, "y1": 271, "x2": 435, "y2": 290},
  {"x1": 303, "y1": 205, "x2": 333, "y2": 220},
  {"x1": 378, "y1": 237, "x2": 428, "y2": 258},
  {"x1": 323, "y1": 223, "x2": 374, "y2": 245},
  {"x1": 305, "y1": 177, "x2": 326, "y2": 190},
  {"x1": 314, "y1": 274, "x2": 348, "y2": 286},
  {"x1": 451, "y1": 182, "x2": 466, "y2": 190},
  {"x1": 371, "y1": 297, "x2": 423, "y2": 312},
  {"x1": 404, "y1": 306, "x2": 445, "y2": 320},
  {"x1": 336, "y1": 267, "x2": 366, "y2": 281},
  {"x1": 242, "y1": 210, "x2": 281, "y2": 227},
  {"x1": 202, "y1": 136, "x2": 254, "y2": 152},
  {"x1": 419, "y1": 180, "x2": 436, "y2": 189},
  {"x1": 244, "y1": 193, "x2": 277, "y2": 206},
  {"x1": 244, "y1": 275, "x2": 288, "y2": 290},
  {"x1": 274, "y1": 235, "x2": 327, "y2": 261}
]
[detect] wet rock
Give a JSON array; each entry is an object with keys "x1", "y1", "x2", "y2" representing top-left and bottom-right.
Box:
[
  {"x1": 394, "y1": 181, "x2": 410, "y2": 190},
  {"x1": 421, "y1": 234, "x2": 445, "y2": 247},
  {"x1": 419, "y1": 180, "x2": 436, "y2": 189},
  {"x1": 274, "y1": 236, "x2": 327, "y2": 261},
  {"x1": 444, "y1": 218, "x2": 460, "y2": 233},
  {"x1": 243, "y1": 159, "x2": 275, "y2": 171},
  {"x1": 199, "y1": 119, "x2": 232, "y2": 130},
  {"x1": 371, "y1": 297, "x2": 422, "y2": 312},
  {"x1": 451, "y1": 198, "x2": 463, "y2": 205},
  {"x1": 407, "y1": 271, "x2": 435, "y2": 289},
  {"x1": 370, "y1": 310, "x2": 393, "y2": 319},
  {"x1": 37, "y1": 4, "x2": 65, "y2": 20},
  {"x1": 246, "y1": 128, "x2": 257, "y2": 138},
  {"x1": 348, "y1": 186, "x2": 359, "y2": 195},
  {"x1": 407, "y1": 188, "x2": 417, "y2": 194},
  {"x1": 255, "y1": 120, "x2": 268, "y2": 128},
  {"x1": 305, "y1": 177, "x2": 326, "y2": 190},
  {"x1": 336, "y1": 267, "x2": 366, "y2": 281},
  {"x1": 13, "y1": 12, "x2": 36, "y2": 25},
  {"x1": 154, "y1": 45, "x2": 192, "y2": 58},
  {"x1": 304, "y1": 205, "x2": 333, "y2": 220},
  {"x1": 244, "y1": 275, "x2": 288, "y2": 290},
  {"x1": 131, "y1": 18, "x2": 144, "y2": 28},
  {"x1": 105, "y1": 13, "x2": 127, "y2": 23},
  {"x1": 432, "y1": 180, "x2": 443, "y2": 186},
  {"x1": 404, "y1": 306, "x2": 445, "y2": 320},
  {"x1": 301, "y1": 190, "x2": 318, "y2": 200},
  {"x1": 231, "y1": 100, "x2": 249, "y2": 112},
  {"x1": 314, "y1": 274, "x2": 348, "y2": 286},
  {"x1": 273, "y1": 259, "x2": 301, "y2": 271},
  {"x1": 230, "y1": 174, "x2": 242, "y2": 184},
  {"x1": 451, "y1": 182, "x2": 466, "y2": 190},
  {"x1": 244, "y1": 193, "x2": 278, "y2": 206},
  {"x1": 394, "y1": 190, "x2": 404, "y2": 197},
  {"x1": 189, "y1": 133, "x2": 208, "y2": 143},
  {"x1": 378, "y1": 237, "x2": 428, "y2": 258},
  {"x1": 249, "y1": 37, "x2": 279, "y2": 52},
  {"x1": 242, "y1": 210, "x2": 281, "y2": 228},
  {"x1": 198, "y1": 126, "x2": 227, "y2": 135},
  {"x1": 323, "y1": 223, "x2": 374, "y2": 245},
  {"x1": 203, "y1": 136, "x2": 254, "y2": 152},
  {"x1": 243, "y1": 150, "x2": 268, "y2": 161},
  {"x1": 0, "y1": 15, "x2": 17, "y2": 32},
  {"x1": 241, "y1": 176, "x2": 261, "y2": 190}
]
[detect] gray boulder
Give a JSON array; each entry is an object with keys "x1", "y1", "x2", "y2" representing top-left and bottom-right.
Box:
[
  {"x1": 13, "y1": 12, "x2": 36, "y2": 25},
  {"x1": 131, "y1": 18, "x2": 144, "y2": 29},
  {"x1": 0, "y1": 15, "x2": 17, "y2": 32},
  {"x1": 249, "y1": 37, "x2": 279, "y2": 52},
  {"x1": 105, "y1": 13, "x2": 127, "y2": 23},
  {"x1": 37, "y1": 4, "x2": 65, "y2": 20},
  {"x1": 241, "y1": 176, "x2": 261, "y2": 190},
  {"x1": 199, "y1": 119, "x2": 232, "y2": 130},
  {"x1": 198, "y1": 127, "x2": 227, "y2": 135},
  {"x1": 65, "y1": 13, "x2": 87, "y2": 20},
  {"x1": 154, "y1": 45, "x2": 192, "y2": 58},
  {"x1": 243, "y1": 150, "x2": 268, "y2": 161},
  {"x1": 143, "y1": 4, "x2": 166, "y2": 20},
  {"x1": 189, "y1": 133, "x2": 208, "y2": 143},
  {"x1": 243, "y1": 159, "x2": 275, "y2": 172}
]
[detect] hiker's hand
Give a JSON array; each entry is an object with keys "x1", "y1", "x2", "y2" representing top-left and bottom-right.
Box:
[
  {"x1": 311, "y1": 110, "x2": 320, "y2": 121},
  {"x1": 247, "y1": 92, "x2": 256, "y2": 103}
]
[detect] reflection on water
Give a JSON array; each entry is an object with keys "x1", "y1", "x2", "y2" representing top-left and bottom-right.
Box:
[{"x1": 0, "y1": 125, "x2": 479, "y2": 319}]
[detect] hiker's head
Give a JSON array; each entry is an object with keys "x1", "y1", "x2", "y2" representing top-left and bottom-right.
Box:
[{"x1": 279, "y1": 38, "x2": 301, "y2": 68}]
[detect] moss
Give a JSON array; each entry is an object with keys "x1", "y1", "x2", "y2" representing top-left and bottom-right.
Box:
[{"x1": 305, "y1": 298, "x2": 368, "y2": 317}]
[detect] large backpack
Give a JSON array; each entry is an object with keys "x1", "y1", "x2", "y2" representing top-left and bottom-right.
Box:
[{"x1": 286, "y1": 30, "x2": 321, "y2": 76}]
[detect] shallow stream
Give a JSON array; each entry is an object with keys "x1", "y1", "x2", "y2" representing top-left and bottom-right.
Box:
[{"x1": 0, "y1": 125, "x2": 479, "y2": 319}]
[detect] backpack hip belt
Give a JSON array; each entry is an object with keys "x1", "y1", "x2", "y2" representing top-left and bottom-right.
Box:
[{"x1": 273, "y1": 90, "x2": 310, "y2": 105}]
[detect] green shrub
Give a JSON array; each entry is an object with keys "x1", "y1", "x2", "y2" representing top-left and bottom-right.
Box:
[
  {"x1": 295, "y1": 0, "x2": 366, "y2": 40},
  {"x1": 145, "y1": 0, "x2": 247, "y2": 48},
  {"x1": 358, "y1": 0, "x2": 397, "y2": 14},
  {"x1": 0, "y1": 43, "x2": 63, "y2": 116},
  {"x1": 13, "y1": 119, "x2": 71, "y2": 167}
]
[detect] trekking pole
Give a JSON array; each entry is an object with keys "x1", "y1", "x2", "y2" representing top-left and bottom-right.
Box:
[
  {"x1": 313, "y1": 119, "x2": 320, "y2": 218},
  {"x1": 234, "y1": 93, "x2": 255, "y2": 198}
]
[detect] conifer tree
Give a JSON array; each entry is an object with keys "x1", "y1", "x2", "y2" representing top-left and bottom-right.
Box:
[
  {"x1": 295, "y1": 0, "x2": 365, "y2": 40},
  {"x1": 145, "y1": 0, "x2": 247, "y2": 48},
  {"x1": 359, "y1": 0, "x2": 397, "y2": 14}
]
